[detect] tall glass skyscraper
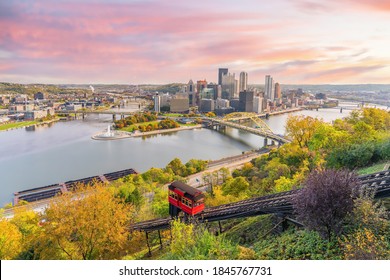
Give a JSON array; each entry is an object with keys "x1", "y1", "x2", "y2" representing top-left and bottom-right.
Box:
[
  {"x1": 239, "y1": 72, "x2": 248, "y2": 92},
  {"x1": 218, "y1": 68, "x2": 228, "y2": 85},
  {"x1": 265, "y1": 75, "x2": 274, "y2": 101}
]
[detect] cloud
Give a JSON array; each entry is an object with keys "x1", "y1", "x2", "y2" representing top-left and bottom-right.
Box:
[{"x1": 304, "y1": 65, "x2": 386, "y2": 82}]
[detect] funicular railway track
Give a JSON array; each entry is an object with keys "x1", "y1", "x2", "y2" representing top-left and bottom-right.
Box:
[{"x1": 130, "y1": 170, "x2": 390, "y2": 232}]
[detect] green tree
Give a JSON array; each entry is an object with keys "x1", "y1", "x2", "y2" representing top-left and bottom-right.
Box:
[
  {"x1": 163, "y1": 220, "x2": 239, "y2": 260},
  {"x1": 165, "y1": 158, "x2": 187, "y2": 176},
  {"x1": 222, "y1": 176, "x2": 250, "y2": 197}
]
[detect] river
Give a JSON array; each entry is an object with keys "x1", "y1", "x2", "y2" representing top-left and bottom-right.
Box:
[{"x1": 0, "y1": 102, "x2": 386, "y2": 206}]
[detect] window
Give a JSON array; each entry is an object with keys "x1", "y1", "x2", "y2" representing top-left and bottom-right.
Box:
[
  {"x1": 181, "y1": 197, "x2": 192, "y2": 208},
  {"x1": 169, "y1": 191, "x2": 178, "y2": 200},
  {"x1": 194, "y1": 198, "x2": 204, "y2": 207}
]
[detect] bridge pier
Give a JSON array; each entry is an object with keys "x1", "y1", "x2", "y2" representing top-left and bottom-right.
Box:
[
  {"x1": 271, "y1": 140, "x2": 275, "y2": 146},
  {"x1": 264, "y1": 138, "x2": 268, "y2": 147},
  {"x1": 112, "y1": 114, "x2": 116, "y2": 121},
  {"x1": 340, "y1": 107, "x2": 343, "y2": 113},
  {"x1": 82, "y1": 113, "x2": 85, "y2": 119}
]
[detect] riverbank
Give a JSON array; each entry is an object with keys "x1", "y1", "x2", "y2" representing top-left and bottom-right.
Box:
[
  {"x1": 131, "y1": 124, "x2": 202, "y2": 137},
  {"x1": 0, "y1": 118, "x2": 60, "y2": 132}
]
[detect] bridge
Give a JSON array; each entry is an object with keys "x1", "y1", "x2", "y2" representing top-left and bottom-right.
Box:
[{"x1": 204, "y1": 112, "x2": 290, "y2": 146}]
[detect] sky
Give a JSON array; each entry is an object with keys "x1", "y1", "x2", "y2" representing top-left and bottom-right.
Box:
[{"x1": 0, "y1": 0, "x2": 389, "y2": 84}]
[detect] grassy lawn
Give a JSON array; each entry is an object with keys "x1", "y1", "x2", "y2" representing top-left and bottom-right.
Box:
[
  {"x1": 357, "y1": 162, "x2": 388, "y2": 175},
  {"x1": 0, "y1": 121, "x2": 38, "y2": 131},
  {"x1": 119, "y1": 120, "x2": 160, "y2": 132}
]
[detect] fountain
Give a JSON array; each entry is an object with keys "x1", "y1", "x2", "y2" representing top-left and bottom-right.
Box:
[
  {"x1": 91, "y1": 124, "x2": 131, "y2": 140},
  {"x1": 104, "y1": 125, "x2": 114, "y2": 137}
]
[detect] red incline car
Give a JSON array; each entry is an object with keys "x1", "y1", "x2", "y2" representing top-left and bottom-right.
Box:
[{"x1": 168, "y1": 181, "x2": 205, "y2": 217}]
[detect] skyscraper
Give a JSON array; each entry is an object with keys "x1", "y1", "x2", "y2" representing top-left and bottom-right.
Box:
[
  {"x1": 239, "y1": 72, "x2": 248, "y2": 92},
  {"x1": 218, "y1": 68, "x2": 228, "y2": 85},
  {"x1": 239, "y1": 90, "x2": 254, "y2": 112},
  {"x1": 153, "y1": 94, "x2": 160, "y2": 113},
  {"x1": 265, "y1": 75, "x2": 275, "y2": 101},
  {"x1": 274, "y1": 82, "x2": 281, "y2": 99},
  {"x1": 221, "y1": 73, "x2": 237, "y2": 100}
]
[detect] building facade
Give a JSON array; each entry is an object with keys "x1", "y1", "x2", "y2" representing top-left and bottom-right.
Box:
[
  {"x1": 239, "y1": 90, "x2": 254, "y2": 112},
  {"x1": 218, "y1": 68, "x2": 228, "y2": 85},
  {"x1": 153, "y1": 94, "x2": 161, "y2": 113},
  {"x1": 221, "y1": 73, "x2": 237, "y2": 100},
  {"x1": 265, "y1": 75, "x2": 275, "y2": 101},
  {"x1": 239, "y1": 72, "x2": 248, "y2": 92},
  {"x1": 274, "y1": 82, "x2": 281, "y2": 100}
]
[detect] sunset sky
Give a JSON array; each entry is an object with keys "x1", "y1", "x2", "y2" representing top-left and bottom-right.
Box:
[{"x1": 0, "y1": 0, "x2": 389, "y2": 84}]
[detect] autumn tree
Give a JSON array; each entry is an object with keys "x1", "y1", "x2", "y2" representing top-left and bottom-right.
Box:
[
  {"x1": 39, "y1": 183, "x2": 133, "y2": 260},
  {"x1": 222, "y1": 176, "x2": 250, "y2": 197},
  {"x1": 165, "y1": 158, "x2": 187, "y2": 176},
  {"x1": 0, "y1": 219, "x2": 22, "y2": 259},
  {"x1": 10, "y1": 210, "x2": 42, "y2": 259},
  {"x1": 293, "y1": 169, "x2": 358, "y2": 240},
  {"x1": 285, "y1": 115, "x2": 322, "y2": 149}
]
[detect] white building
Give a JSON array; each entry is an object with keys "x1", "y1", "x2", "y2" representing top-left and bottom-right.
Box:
[
  {"x1": 253, "y1": 96, "x2": 264, "y2": 113},
  {"x1": 216, "y1": 98, "x2": 230, "y2": 109}
]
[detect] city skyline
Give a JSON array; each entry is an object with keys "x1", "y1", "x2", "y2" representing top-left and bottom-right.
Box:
[{"x1": 0, "y1": 0, "x2": 389, "y2": 84}]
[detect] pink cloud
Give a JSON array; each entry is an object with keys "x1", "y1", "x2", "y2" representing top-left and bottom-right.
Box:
[{"x1": 0, "y1": 0, "x2": 389, "y2": 84}]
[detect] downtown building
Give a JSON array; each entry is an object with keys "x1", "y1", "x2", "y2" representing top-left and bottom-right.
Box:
[
  {"x1": 218, "y1": 68, "x2": 228, "y2": 86},
  {"x1": 221, "y1": 72, "x2": 238, "y2": 100},
  {"x1": 153, "y1": 94, "x2": 161, "y2": 113},
  {"x1": 239, "y1": 90, "x2": 254, "y2": 112},
  {"x1": 239, "y1": 72, "x2": 248, "y2": 92},
  {"x1": 265, "y1": 75, "x2": 275, "y2": 101}
]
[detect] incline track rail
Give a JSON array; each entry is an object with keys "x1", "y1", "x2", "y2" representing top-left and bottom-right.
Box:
[{"x1": 130, "y1": 170, "x2": 390, "y2": 232}]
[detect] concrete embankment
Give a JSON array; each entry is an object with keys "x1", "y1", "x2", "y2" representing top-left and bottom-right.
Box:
[
  {"x1": 131, "y1": 125, "x2": 202, "y2": 137},
  {"x1": 92, "y1": 125, "x2": 202, "y2": 140}
]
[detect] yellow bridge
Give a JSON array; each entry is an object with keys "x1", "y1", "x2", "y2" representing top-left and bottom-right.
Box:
[{"x1": 204, "y1": 112, "x2": 290, "y2": 145}]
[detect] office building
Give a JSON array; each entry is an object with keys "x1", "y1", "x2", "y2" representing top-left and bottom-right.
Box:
[
  {"x1": 196, "y1": 80, "x2": 207, "y2": 106},
  {"x1": 216, "y1": 98, "x2": 230, "y2": 109},
  {"x1": 274, "y1": 82, "x2": 281, "y2": 100},
  {"x1": 199, "y1": 99, "x2": 215, "y2": 112},
  {"x1": 265, "y1": 75, "x2": 274, "y2": 101},
  {"x1": 239, "y1": 90, "x2": 254, "y2": 112},
  {"x1": 230, "y1": 99, "x2": 240, "y2": 111},
  {"x1": 221, "y1": 73, "x2": 237, "y2": 100},
  {"x1": 239, "y1": 72, "x2": 248, "y2": 92},
  {"x1": 218, "y1": 68, "x2": 228, "y2": 85},
  {"x1": 170, "y1": 97, "x2": 189, "y2": 113},
  {"x1": 253, "y1": 96, "x2": 264, "y2": 113},
  {"x1": 153, "y1": 94, "x2": 161, "y2": 113}
]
